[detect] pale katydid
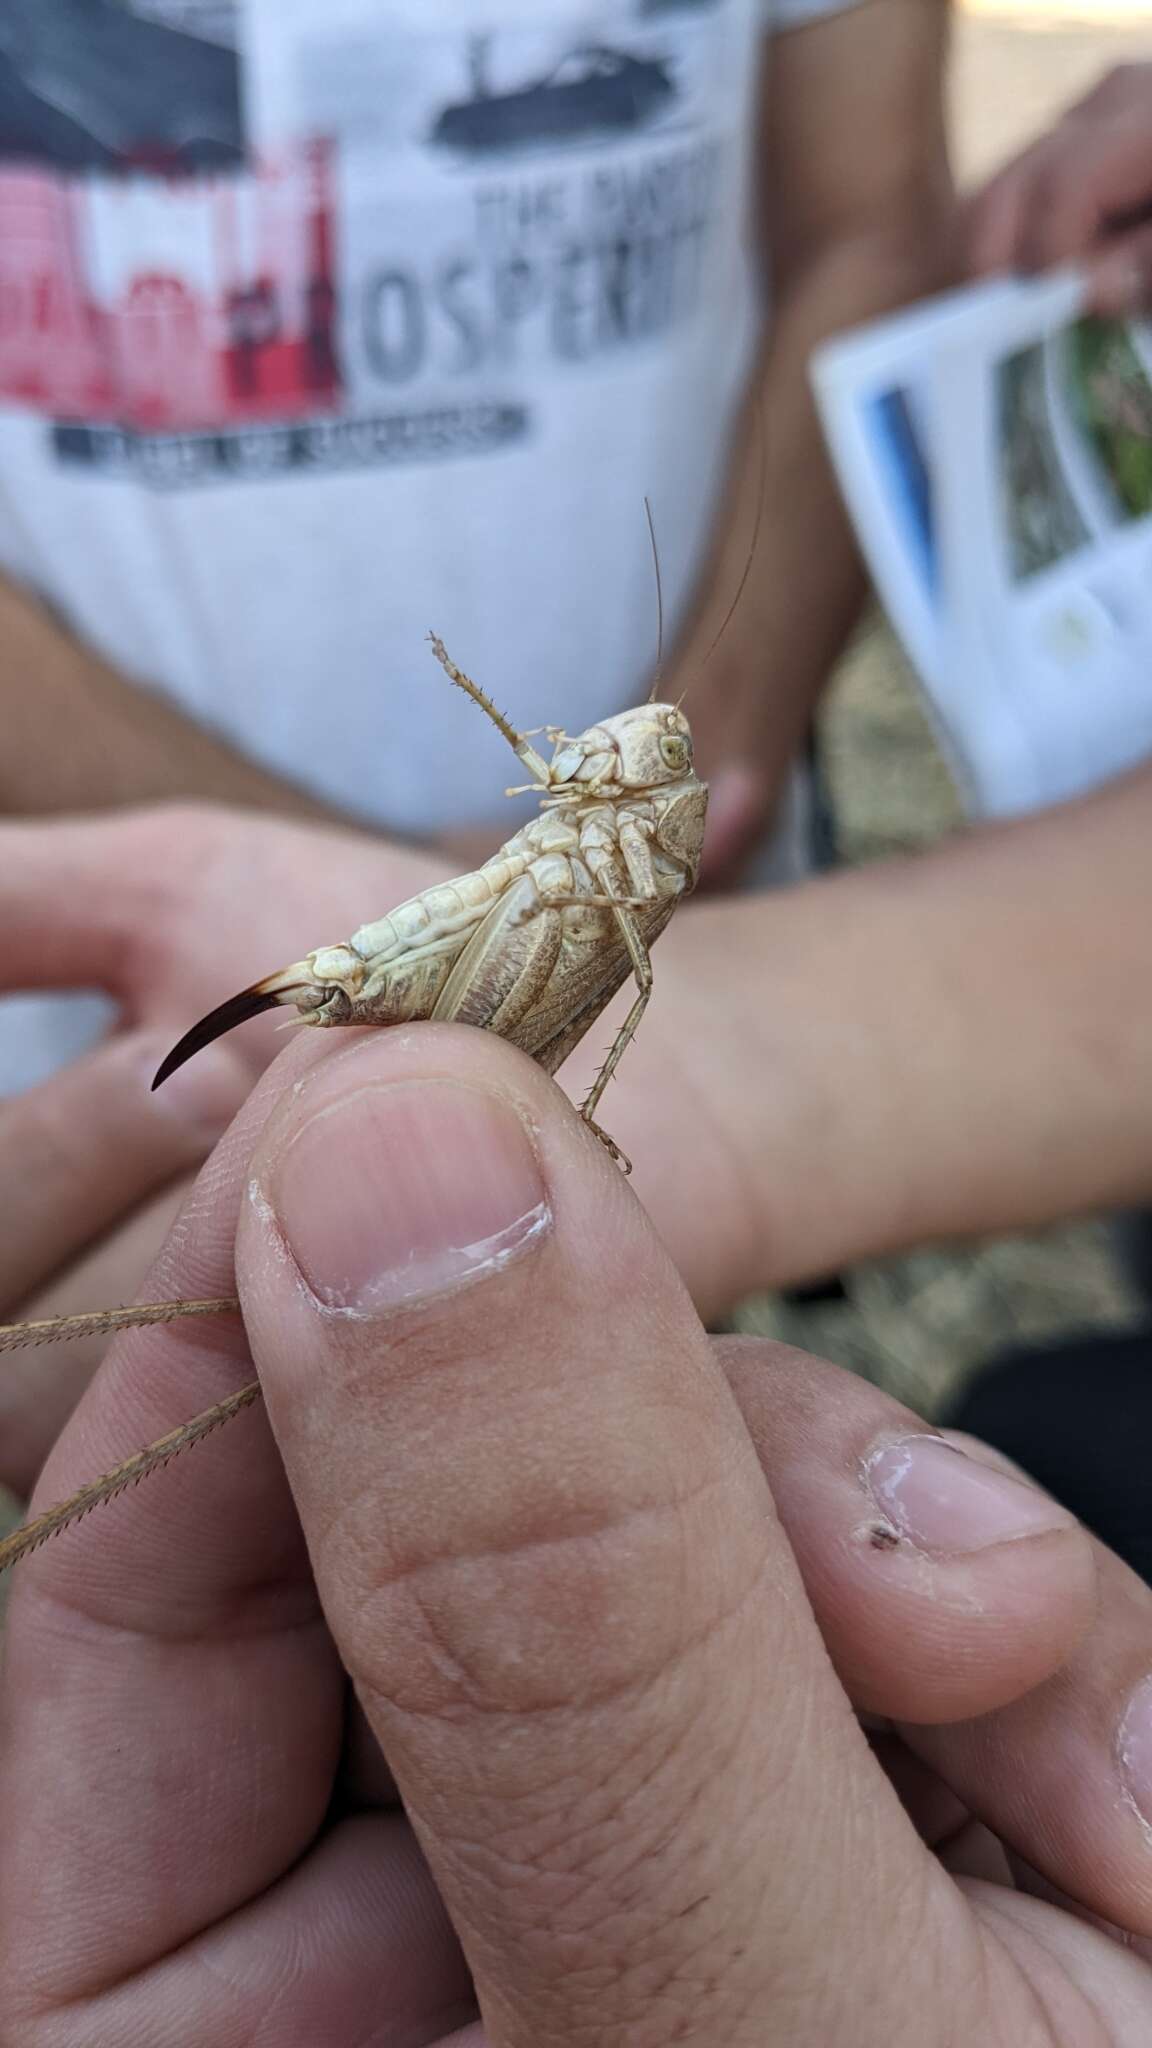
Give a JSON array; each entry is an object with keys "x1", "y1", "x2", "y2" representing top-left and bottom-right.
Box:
[
  {"x1": 0, "y1": 426, "x2": 772, "y2": 1577},
  {"x1": 0, "y1": 630, "x2": 709, "y2": 1573}
]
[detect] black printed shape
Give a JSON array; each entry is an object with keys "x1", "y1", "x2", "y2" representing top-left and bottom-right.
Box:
[
  {"x1": 0, "y1": 0, "x2": 244, "y2": 174},
  {"x1": 430, "y1": 44, "x2": 676, "y2": 157}
]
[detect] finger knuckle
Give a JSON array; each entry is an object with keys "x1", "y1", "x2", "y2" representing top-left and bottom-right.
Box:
[
  {"x1": 103, "y1": 802, "x2": 214, "y2": 918},
  {"x1": 334, "y1": 1450, "x2": 761, "y2": 1727},
  {"x1": 113, "y1": 798, "x2": 213, "y2": 862},
  {"x1": 110, "y1": 802, "x2": 249, "y2": 970}
]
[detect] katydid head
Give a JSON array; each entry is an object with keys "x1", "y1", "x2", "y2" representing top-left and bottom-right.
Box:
[{"x1": 545, "y1": 703, "x2": 698, "y2": 799}]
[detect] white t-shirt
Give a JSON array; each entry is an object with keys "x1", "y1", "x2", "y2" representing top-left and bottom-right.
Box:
[{"x1": 0, "y1": 0, "x2": 858, "y2": 1086}]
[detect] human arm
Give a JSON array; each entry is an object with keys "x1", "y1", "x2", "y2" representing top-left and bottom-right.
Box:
[
  {"x1": 676, "y1": 0, "x2": 955, "y2": 878},
  {"x1": 967, "y1": 60, "x2": 1152, "y2": 314},
  {"x1": 0, "y1": 571, "x2": 353, "y2": 819},
  {"x1": 610, "y1": 757, "x2": 1152, "y2": 1291},
  {"x1": 0, "y1": 571, "x2": 537, "y2": 879},
  {"x1": 4, "y1": 1021, "x2": 1152, "y2": 2045},
  {"x1": 4, "y1": 764, "x2": 1151, "y2": 1488}
]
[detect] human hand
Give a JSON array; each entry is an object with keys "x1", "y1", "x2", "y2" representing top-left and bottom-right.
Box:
[
  {"x1": 0, "y1": 807, "x2": 772, "y2": 1495},
  {"x1": 5, "y1": 1025, "x2": 1152, "y2": 2043},
  {"x1": 0, "y1": 805, "x2": 447, "y2": 1486},
  {"x1": 967, "y1": 62, "x2": 1152, "y2": 314},
  {"x1": 1, "y1": 803, "x2": 446, "y2": 1093},
  {"x1": 657, "y1": 605, "x2": 783, "y2": 889},
  {"x1": 657, "y1": 537, "x2": 823, "y2": 893}
]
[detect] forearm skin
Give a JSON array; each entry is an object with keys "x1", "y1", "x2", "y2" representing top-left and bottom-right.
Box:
[{"x1": 670, "y1": 765, "x2": 1152, "y2": 1291}]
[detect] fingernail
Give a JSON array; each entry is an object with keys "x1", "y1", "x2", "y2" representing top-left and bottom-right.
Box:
[
  {"x1": 865, "y1": 1435, "x2": 1076, "y2": 1554},
  {"x1": 267, "y1": 1079, "x2": 551, "y2": 1312},
  {"x1": 1119, "y1": 1676, "x2": 1152, "y2": 1834},
  {"x1": 146, "y1": 1039, "x2": 248, "y2": 1137}
]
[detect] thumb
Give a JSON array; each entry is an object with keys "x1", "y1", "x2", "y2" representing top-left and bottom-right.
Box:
[{"x1": 238, "y1": 1028, "x2": 974, "y2": 2047}]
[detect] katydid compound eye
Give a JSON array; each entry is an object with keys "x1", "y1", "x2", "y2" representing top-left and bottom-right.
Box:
[{"x1": 659, "y1": 734, "x2": 690, "y2": 771}]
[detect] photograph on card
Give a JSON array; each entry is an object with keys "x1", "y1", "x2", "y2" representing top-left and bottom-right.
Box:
[
  {"x1": 998, "y1": 317, "x2": 1152, "y2": 583},
  {"x1": 997, "y1": 341, "x2": 1092, "y2": 581},
  {"x1": 814, "y1": 270, "x2": 1152, "y2": 819},
  {"x1": 1067, "y1": 319, "x2": 1152, "y2": 523}
]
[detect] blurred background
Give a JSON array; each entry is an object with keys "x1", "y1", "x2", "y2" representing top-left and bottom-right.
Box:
[{"x1": 733, "y1": 0, "x2": 1152, "y2": 1414}]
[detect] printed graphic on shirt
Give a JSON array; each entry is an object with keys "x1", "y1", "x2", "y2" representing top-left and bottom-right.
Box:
[
  {"x1": 0, "y1": 1, "x2": 753, "y2": 482},
  {"x1": 0, "y1": 141, "x2": 339, "y2": 437},
  {"x1": 0, "y1": 0, "x2": 245, "y2": 174},
  {"x1": 426, "y1": 42, "x2": 678, "y2": 157},
  {"x1": 125, "y1": 2, "x2": 238, "y2": 36}
]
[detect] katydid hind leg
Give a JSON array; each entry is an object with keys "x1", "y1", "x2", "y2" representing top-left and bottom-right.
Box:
[
  {"x1": 0, "y1": 1379, "x2": 262, "y2": 1575},
  {"x1": 431, "y1": 874, "x2": 563, "y2": 1036},
  {"x1": 578, "y1": 902, "x2": 655, "y2": 1173},
  {"x1": 0, "y1": 1296, "x2": 241, "y2": 1354}
]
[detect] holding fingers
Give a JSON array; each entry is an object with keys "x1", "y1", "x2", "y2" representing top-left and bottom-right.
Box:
[
  {"x1": 0, "y1": 807, "x2": 447, "y2": 1491},
  {"x1": 968, "y1": 61, "x2": 1152, "y2": 314},
  {"x1": 5, "y1": 1025, "x2": 1152, "y2": 2043}
]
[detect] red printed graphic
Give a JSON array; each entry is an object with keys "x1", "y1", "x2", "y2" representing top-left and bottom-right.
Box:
[{"x1": 0, "y1": 143, "x2": 342, "y2": 430}]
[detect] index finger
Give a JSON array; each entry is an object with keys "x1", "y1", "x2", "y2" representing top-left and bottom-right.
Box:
[
  {"x1": 1024, "y1": 119, "x2": 1152, "y2": 274},
  {"x1": 0, "y1": 1033, "x2": 356, "y2": 2015},
  {"x1": 965, "y1": 143, "x2": 1047, "y2": 277},
  {"x1": 0, "y1": 1028, "x2": 248, "y2": 1314},
  {"x1": 0, "y1": 815, "x2": 153, "y2": 994}
]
